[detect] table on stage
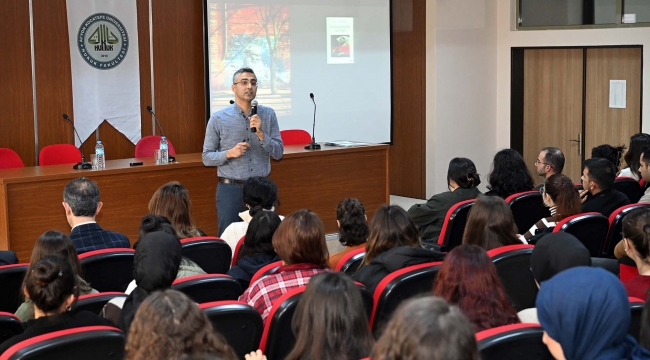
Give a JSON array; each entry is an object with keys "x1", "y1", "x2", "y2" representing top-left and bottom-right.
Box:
[{"x1": 0, "y1": 144, "x2": 388, "y2": 262}]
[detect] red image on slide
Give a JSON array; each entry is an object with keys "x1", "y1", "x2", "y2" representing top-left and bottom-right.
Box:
[{"x1": 330, "y1": 35, "x2": 350, "y2": 57}]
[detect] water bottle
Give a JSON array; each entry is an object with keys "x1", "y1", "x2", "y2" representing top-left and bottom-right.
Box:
[
  {"x1": 95, "y1": 141, "x2": 105, "y2": 170},
  {"x1": 159, "y1": 136, "x2": 169, "y2": 164}
]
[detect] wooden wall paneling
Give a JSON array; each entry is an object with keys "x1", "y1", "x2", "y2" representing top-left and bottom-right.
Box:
[
  {"x1": 152, "y1": 0, "x2": 206, "y2": 154},
  {"x1": 0, "y1": 1, "x2": 36, "y2": 166},
  {"x1": 389, "y1": 0, "x2": 426, "y2": 199}
]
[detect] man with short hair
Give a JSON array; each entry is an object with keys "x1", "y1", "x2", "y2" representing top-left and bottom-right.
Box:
[
  {"x1": 63, "y1": 177, "x2": 130, "y2": 254},
  {"x1": 638, "y1": 149, "x2": 650, "y2": 203},
  {"x1": 580, "y1": 158, "x2": 630, "y2": 217},
  {"x1": 534, "y1": 147, "x2": 565, "y2": 190},
  {"x1": 202, "y1": 67, "x2": 284, "y2": 236}
]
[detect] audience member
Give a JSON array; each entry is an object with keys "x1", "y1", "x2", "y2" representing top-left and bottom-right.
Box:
[
  {"x1": 149, "y1": 181, "x2": 205, "y2": 238},
  {"x1": 485, "y1": 149, "x2": 534, "y2": 199},
  {"x1": 537, "y1": 267, "x2": 650, "y2": 360},
  {"x1": 408, "y1": 158, "x2": 482, "y2": 241},
  {"x1": 640, "y1": 297, "x2": 650, "y2": 351},
  {"x1": 0, "y1": 251, "x2": 18, "y2": 266},
  {"x1": 638, "y1": 148, "x2": 650, "y2": 203},
  {"x1": 533, "y1": 147, "x2": 565, "y2": 190},
  {"x1": 353, "y1": 205, "x2": 444, "y2": 293},
  {"x1": 580, "y1": 158, "x2": 630, "y2": 217},
  {"x1": 228, "y1": 211, "x2": 281, "y2": 289},
  {"x1": 240, "y1": 209, "x2": 328, "y2": 322},
  {"x1": 125, "y1": 289, "x2": 237, "y2": 360},
  {"x1": 592, "y1": 144, "x2": 626, "y2": 173},
  {"x1": 433, "y1": 245, "x2": 520, "y2": 332},
  {"x1": 620, "y1": 133, "x2": 650, "y2": 180},
  {"x1": 371, "y1": 297, "x2": 479, "y2": 360},
  {"x1": 461, "y1": 195, "x2": 523, "y2": 250},
  {"x1": 328, "y1": 198, "x2": 370, "y2": 269},
  {"x1": 522, "y1": 174, "x2": 581, "y2": 242},
  {"x1": 615, "y1": 208, "x2": 650, "y2": 300},
  {"x1": 0, "y1": 256, "x2": 113, "y2": 353},
  {"x1": 285, "y1": 272, "x2": 374, "y2": 360},
  {"x1": 63, "y1": 177, "x2": 130, "y2": 254},
  {"x1": 15, "y1": 230, "x2": 98, "y2": 321},
  {"x1": 221, "y1": 176, "x2": 280, "y2": 252}
]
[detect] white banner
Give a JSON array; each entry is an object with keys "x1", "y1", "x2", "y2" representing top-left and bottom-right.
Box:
[{"x1": 66, "y1": 0, "x2": 141, "y2": 146}]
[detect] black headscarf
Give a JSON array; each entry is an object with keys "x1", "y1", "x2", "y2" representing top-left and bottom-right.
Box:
[
  {"x1": 117, "y1": 231, "x2": 181, "y2": 332},
  {"x1": 530, "y1": 232, "x2": 591, "y2": 283}
]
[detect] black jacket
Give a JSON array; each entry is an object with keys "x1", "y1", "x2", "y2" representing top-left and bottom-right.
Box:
[
  {"x1": 353, "y1": 246, "x2": 445, "y2": 294},
  {"x1": 581, "y1": 188, "x2": 630, "y2": 218},
  {"x1": 228, "y1": 253, "x2": 280, "y2": 289}
]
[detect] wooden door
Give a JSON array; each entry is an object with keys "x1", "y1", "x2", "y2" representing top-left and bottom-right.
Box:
[{"x1": 523, "y1": 49, "x2": 584, "y2": 185}]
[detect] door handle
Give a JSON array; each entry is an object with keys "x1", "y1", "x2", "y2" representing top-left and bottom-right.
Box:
[{"x1": 569, "y1": 133, "x2": 582, "y2": 155}]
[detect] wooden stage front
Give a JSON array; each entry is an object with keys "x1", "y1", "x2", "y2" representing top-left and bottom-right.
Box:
[{"x1": 0, "y1": 144, "x2": 388, "y2": 262}]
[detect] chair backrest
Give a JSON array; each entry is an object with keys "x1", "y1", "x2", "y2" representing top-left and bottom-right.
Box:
[
  {"x1": 620, "y1": 262, "x2": 639, "y2": 282},
  {"x1": 180, "y1": 237, "x2": 231, "y2": 274},
  {"x1": 0, "y1": 326, "x2": 124, "y2": 360},
  {"x1": 200, "y1": 301, "x2": 264, "y2": 360},
  {"x1": 506, "y1": 191, "x2": 551, "y2": 234},
  {"x1": 355, "y1": 283, "x2": 374, "y2": 320},
  {"x1": 280, "y1": 129, "x2": 311, "y2": 145},
  {"x1": 553, "y1": 212, "x2": 610, "y2": 257},
  {"x1": 629, "y1": 297, "x2": 645, "y2": 341},
  {"x1": 437, "y1": 200, "x2": 475, "y2": 251},
  {"x1": 603, "y1": 203, "x2": 650, "y2": 258},
  {"x1": 476, "y1": 323, "x2": 551, "y2": 360},
  {"x1": 79, "y1": 248, "x2": 135, "y2": 292},
  {"x1": 487, "y1": 245, "x2": 537, "y2": 312},
  {"x1": 0, "y1": 312, "x2": 23, "y2": 343},
  {"x1": 134, "y1": 135, "x2": 177, "y2": 158},
  {"x1": 172, "y1": 274, "x2": 243, "y2": 303},
  {"x1": 259, "y1": 287, "x2": 305, "y2": 360},
  {"x1": 0, "y1": 148, "x2": 24, "y2": 169},
  {"x1": 335, "y1": 249, "x2": 366, "y2": 275},
  {"x1": 231, "y1": 236, "x2": 246, "y2": 267},
  {"x1": 74, "y1": 292, "x2": 127, "y2": 316},
  {"x1": 38, "y1": 144, "x2": 81, "y2": 166},
  {"x1": 614, "y1": 176, "x2": 642, "y2": 203},
  {"x1": 250, "y1": 260, "x2": 283, "y2": 285},
  {"x1": 0, "y1": 264, "x2": 29, "y2": 313},
  {"x1": 371, "y1": 262, "x2": 443, "y2": 336}
]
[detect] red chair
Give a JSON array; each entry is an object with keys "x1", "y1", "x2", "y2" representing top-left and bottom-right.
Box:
[
  {"x1": 74, "y1": 292, "x2": 127, "y2": 316},
  {"x1": 0, "y1": 312, "x2": 23, "y2": 343},
  {"x1": 200, "y1": 301, "x2": 264, "y2": 360},
  {"x1": 506, "y1": 191, "x2": 551, "y2": 235},
  {"x1": 38, "y1": 144, "x2": 82, "y2": 166},
  {"x1": 487, "y1": 244, "x2": 537, "y2": 311},
  {"x1": 0, "y1": 264, "x2": 29, "y2": 313},
  {"x1": 602, "y1": 203, "x2": 650, "y2": 258},
  {"x1": 0, "y1": 148, "x2": 24, "y2": 169},
  {"x1": 250, "y1": 260, "x2": 282, "y2": 285},
  {"x1": 629, "y1": 297, "x2": 645, "y2": 341},
  {"x1": 614, "y1": 176, "x2": 642, "y2": 203},
  {"x1": 180, "y1": 237, "x2": 231, "y2": 274},
  {"x1": 231, "y1": 236, "x2": 246, "y2": 267},
  {"x1": 134, "y1": 135, "x2": 177, "y2": 158},
  {"x1": 172, "y1": 274, "x2": 243, "y2": 303},
  {"x1": 429, "y1": 199, "x2": 475, "y2": 252},
  {"x1": 280, "y1": 129, "x2": 311, "y2": 145},
  {"x1": 620, "y1": 261, "x2": 639, "y2": 282},
  {"x1": 79, "y1": 248, "x2": 135, "y2": 293},
  {"x1": 259, "y1": 287, "x2": 305, "y2": 360},
  {"x1": 476, "y1": 323, "x2": 550, "y2": 360},
  {"x1": 552, "y1": 212, "x2": 609, "y2": 257},
  {"x1": 335, "y1": 248, "x2": 365, "y2": 275}
]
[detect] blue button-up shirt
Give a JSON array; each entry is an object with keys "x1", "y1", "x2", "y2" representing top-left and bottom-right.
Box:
[{"x1": 202, "y1": 103, "x2": 284, "y2": 180}]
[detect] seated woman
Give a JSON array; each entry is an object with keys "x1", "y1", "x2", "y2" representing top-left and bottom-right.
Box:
[
  {"x1": 15, "y1": 230, "x2": 98, "y2": 321},
  {"x1": 485, "y1": 149, "x2": 534, "y2": 199},
  {"x1": 149, "y1": 181, "x2": 205, "y2": 238},
  {"x1": 221, "y1": 176, "x2": 280, "y2": 252},
  {"x1": 328, "y1": 198, "x2": 370, "y2": 269},
  {"x1": 371, "y1": 297, "x2": 479, "y2": 360},
  {"x1": 617, "y1": 208, "x2": 650, "y2": 300},
  {"x1": 433, "y1": 245, "x2": 519, "y2": 332},
  {"x1": 285, "y1": 272, "x2": 374, "y2": 360},
  {"x1": 408, "y1": 158, "x2": 482, "y2": 241},
  {"x1": 240, "y1": 209, "x2": 329, "y2": 322},
  {"x1": 125, "y1": 289, "x2": 237, "y2": 360},
  {"x1": 592, "y1": 144, "x2": 626, "y2": 173},
  {"x1": 228, "y1": 211, "x2": 282, "y2": 289},
  {"x1": 522, "y1": 174, "x2": 581, "y2": 243},
  {"x1": 461, "y1": 195, "x2": 523, "y2": 250},
  {"x1": 353, "y1": 205, "x2": 445, "y2": 293},
  {"x1": 0, "y1": 256, "x2": 113, "y2": 353},
  {"x1": 537, "y1": 267, "x2": 650, "y2": 360},
  {"x1": 619, "y1": 133, "x2": 650, "y2": 180}
]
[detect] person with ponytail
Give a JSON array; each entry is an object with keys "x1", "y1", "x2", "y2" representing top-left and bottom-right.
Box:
[
  {"x1": 522, "y1": 174, "x2": 581, "y2": 243},
  {"x1": 408, "y1": 158, "x2": 482, "y2": 242},
  {"x1": 221, "y1": 176, "x2": 281, "y2": 253},
  {"x1": 328, "y1": 198, "x2": 370, "y2": 269},
  {"x1": 619, "y1": 208, "x2": 650, "y2": 300}
]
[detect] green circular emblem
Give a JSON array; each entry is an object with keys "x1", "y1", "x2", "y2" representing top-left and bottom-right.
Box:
[{"x1": 77, "y1": 13, "x2": 129, "y2": 70}]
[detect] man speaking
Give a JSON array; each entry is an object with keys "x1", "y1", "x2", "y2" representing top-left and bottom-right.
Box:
[{"x1": 202, "y1": 67, "x2": 284, "y2": 236}]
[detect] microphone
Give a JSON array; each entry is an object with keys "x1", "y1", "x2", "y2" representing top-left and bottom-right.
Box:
[
  {"x1": 146, "y1": 106, "x2": 166, "y2": 138},
  {"x1": 229, "y1": 100, "x2": 235, "y2": 104},
  {"x1": 251, "y1": 100, "x2": 258, "y2": 133},
  {"x1": 62, "y1": 114, "x2": 92, "y2": 170},
  {"x1": 305, "y1": 93, "x2": 321, "y2": 150}
]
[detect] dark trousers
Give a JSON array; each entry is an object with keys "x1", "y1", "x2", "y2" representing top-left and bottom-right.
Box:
[{"x1": 216, "y1": 182, "x2": 246, "y2": 237}]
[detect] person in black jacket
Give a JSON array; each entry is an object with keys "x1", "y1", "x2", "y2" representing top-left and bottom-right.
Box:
[
  {"x1": 580, "y1": 158, "x2": 629, "y2": 217},
  {"x1": 354, "y1": 205, "x2": 445, "y2": 293}
]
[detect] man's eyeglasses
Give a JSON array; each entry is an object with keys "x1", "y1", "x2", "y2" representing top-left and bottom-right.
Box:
[
  {"x1": 535, "y1": 159, "x2": 550, "y2": 167},
  {"x1": 233, "y1": 80, "x2": 259, "y2": 87}
]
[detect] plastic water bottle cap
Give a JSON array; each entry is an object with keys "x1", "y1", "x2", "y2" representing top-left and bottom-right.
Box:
[
  {"x1": 161, "y1": 136, "x2": 166, "y2": 140},
  {"x1": 97, "y1": 141, "x2": 102, "y2": 144}
]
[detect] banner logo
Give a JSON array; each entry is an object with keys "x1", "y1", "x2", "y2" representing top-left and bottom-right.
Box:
[{"x1": 77, "y1": 13, "x2": 129, "y2": 70}]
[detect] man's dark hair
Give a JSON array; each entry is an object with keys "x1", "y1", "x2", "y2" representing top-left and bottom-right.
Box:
[
  {"x1": 583, "y1": 158, "x2": 616, "y2": 190},
  {"x1": 232, "y1": 67, "x2": 255, "y2": 84},
  {"x1": 63, "y1": 177, "x2": 100, "y2": 217},
  {"x1": 541, "y1": 147, "x2": 565, "y2": 174}
]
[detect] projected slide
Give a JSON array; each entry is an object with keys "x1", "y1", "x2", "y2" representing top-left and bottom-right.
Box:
[{"x1": 327, "y1": 18, "x2": 354, "y2": 64}]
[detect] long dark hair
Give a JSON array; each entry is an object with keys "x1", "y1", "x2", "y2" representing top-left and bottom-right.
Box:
[
  {"x1": 461, "y1": 196, "x2": 520, "y2": 251},
  {"x1": 624, "y1": 133, "x2": 650, "y2": 178},
  {"x1": 286, "y1": 272, "x2": 374, "y2": 360},
  {"x1": 238, "y1": 211, "x2": 281, "y2": 260},
  {"x1": 447, "y1": 158, "x2": 481, "y2": 190},
  {"x1": 487, "y1": 149, "x2": 534, "y2": 198},
  {"x1": 543, "y1": 174, "x2": 581, "y2": 222},
  {"x1": 336, "y1": 198, "x2": 369, "y2": 247},
  {"x1": 364, "y1": 205, "x2": 420, "y2": 265}
]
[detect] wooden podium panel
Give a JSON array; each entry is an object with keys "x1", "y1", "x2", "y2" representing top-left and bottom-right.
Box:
[{"x1": 0, "y1": 144, "x2": 388, "y2": 261}]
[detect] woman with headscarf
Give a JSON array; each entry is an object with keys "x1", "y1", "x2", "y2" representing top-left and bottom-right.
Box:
[{"x1": 537, "y1": 267, "x2": 650, "y2": 360}]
